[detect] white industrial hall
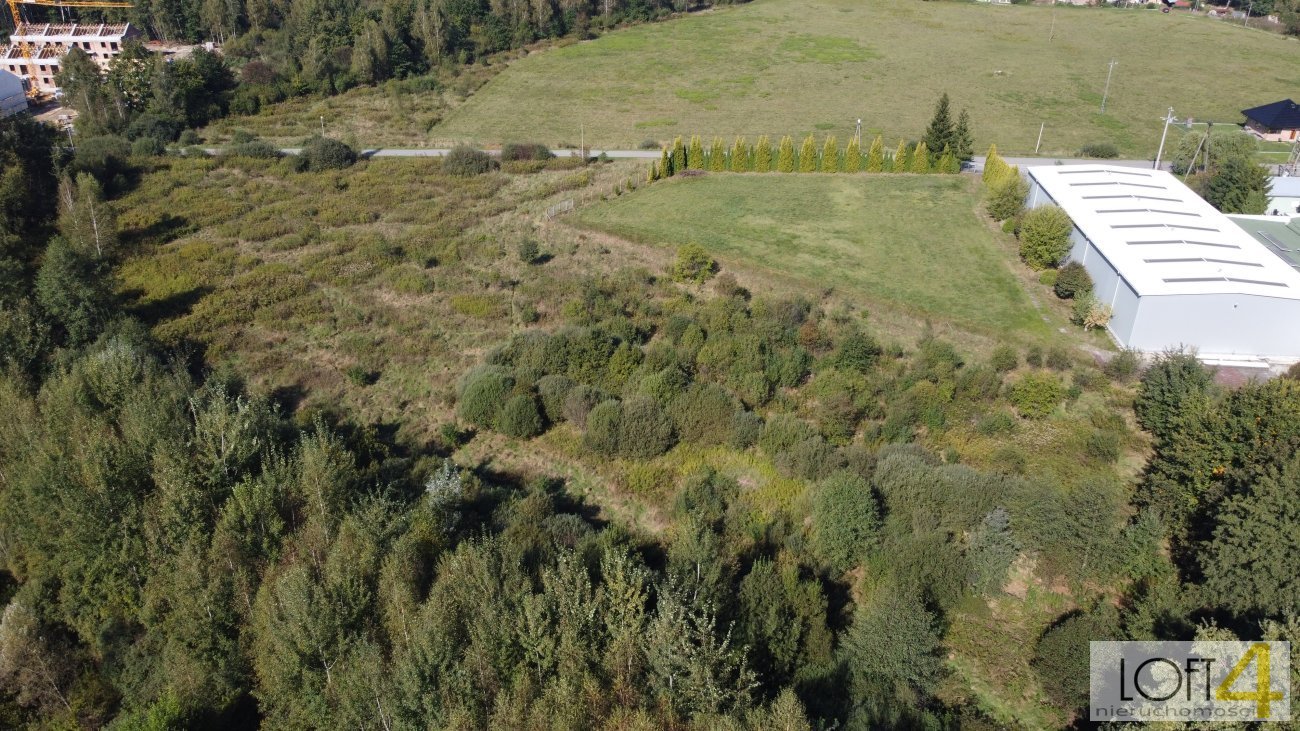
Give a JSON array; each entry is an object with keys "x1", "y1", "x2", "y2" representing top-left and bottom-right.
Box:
[{"x1": 1025, "y1": 165, "x2": 1300, "y2": 363}]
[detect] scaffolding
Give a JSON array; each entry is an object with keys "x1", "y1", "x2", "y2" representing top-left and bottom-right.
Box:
[{"x1": 6, "y1": 0, "x2": 132, "y2": 99}]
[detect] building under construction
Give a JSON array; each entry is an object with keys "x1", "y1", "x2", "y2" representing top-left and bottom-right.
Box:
[{"x1": 2, "y1": 21, "x2": 139, "y2": 95}]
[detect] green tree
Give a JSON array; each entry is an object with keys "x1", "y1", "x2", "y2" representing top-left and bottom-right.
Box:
[
  {"x1": 1202, "y1": 456, "x2": 1300, "y2": 618},
  {"x1": 1018, "y1": 205, "x2": 1074, "y2": 269},
  {"x1": 776, "y1": 136, "x2": 795, "y2": 173},
  {"x1": 35, "y1": 236, "x2": 116, "y2": 347},
  {"x1": 709, "y1": 137, "x2": 726, "y2": 172},
  {"x1": 736, "y1": 557, "x2": 832, "y2": 688},
  {"x1": 922, "y1": 93, "x2": 955, "y2": 163},
  {"x1": 57, "y1": 174, "x2": 118, "y2": 258},
  {"x1": 498, "y1": 394, "x2": 544, "y2": 438},
  {"x1": 811, "y1": 470, "x2": 881, "y2": 573},
  {"x1": 688, "y1": 135, "x2": 705, "y2": 170},
  {"x1": 890, "y1": 139, "x2": 908, "y2": 173},
  {"x1": 644, "y1": 579, "x2": 756, "y2": 716},
  {"x1": 841, "y1": 589, "x2": 943, "y2": 698},
  {"x1": 844, "y1": 136, "x2": 861, "y2": 173},
  {"x1": 457, "y1": 365, "x2": 515, "y2": 428},
  {"x1": 865, "y1": 135, "x2": 884, "y2": 173},
  {"x1": 798, "y1": 135, "x2": 817, "y2": 173},
  {"x1": 968, "y1": 507, "x2": 1018, "y2": 594},
  {"x1": 754, "y1": 135, "x2": 772, "y2": 172},
  {"x1": 982, "y1": 144, "x2": 1012, "y2": 185},
  {"x1": 986, "y1": 174, "x2": 1028, "y2": 221},
  {"x1": 672, "y1": 136, "x2": 686, "y2": 172},
  {"x1": 672, "y1": 243, "x2": 717, "y2": 284},
  {"x1": 1134, "y1": 349, "x2": 1215, "y2": 441},
  {"x1": 1034, "y1": 604, "x2": 1121, "y2": 713},
  {"x1": 1203, "y1": 155, "x2": 1270, "y2": 214},
  {"x1": 56, "y1": 48, "x2": 122, "y2": 136},
  {"x1": 729, "y1": 137, "x2": 749, "y2": 172},
  {"x1": 909, "y1": 141, "x2": 930, "y2": 173},
  {"x1": 937, "y1": 145, "x2": 959, "y2": 174},
  {"x1": 953, "y1": 109, "x2": 974, "y2": 163},
  {"x1": 820, "y1": 136, "x2": 839, "y2": 173}
]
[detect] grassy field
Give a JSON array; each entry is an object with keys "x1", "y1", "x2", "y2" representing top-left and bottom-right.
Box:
[
  {"x1": 575, "y1": 172, "x2": 1055, "y2": 338},
  {"x1": 428, "y1": 0, "x2": 1300, "y2": 156}
]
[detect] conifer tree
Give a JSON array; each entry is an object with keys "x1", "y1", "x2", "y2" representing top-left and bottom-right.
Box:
[
  {"x1": 983, "y1": 144, "x2": 1012, "y2": 185},
  {"x1": 820, "y1": 136, "x2": 839, "y2": 173},
  {"x1": 844, "y1": 136, "x2": 861, "y2": 173},
  {"x1": 910, "y1": 141, "x2": 930, "y2": 173},
  {"x1": 923, "y1": 93, "x2": 955, "y2": 164},
  {"x1": 709, "y1": 137, "x2": 726, "y2": 172},
  {"x1": 649, "y1": 161, "x2": 660, "y2": 182},
  {"x1": 688, "y1": 135, "x2": 704, "y2": 169},
  {"x1": 891, "y1": 139, "x2": 908, "y2": 173},
  {"x1": 660, "y1": 147, "x2": 672, "y2": 178},
  {"x1": 938, "y1": 145, "x2": 959, "y2": 174},
  {"x1": 799, "y1": 135, "x2": 817, "y2": 173},
  {"x1": 672, "y1": 136, "x2": 686, "y2": 173},
  {"x1": 866, "y1": 135, "x2": 884, "y2": 173},
  {"x1": 954, "y1": 109, "x2": 974, "y2": 163},
  {"x1": 730, "y1": 137, "x2": 749, "y2": 172},
  {"x1": 754, "y1": 136, "x2": 773, "y2": 172},
  {"x1": 777, "y1": 136, "x2": 796, "y2": 172}
]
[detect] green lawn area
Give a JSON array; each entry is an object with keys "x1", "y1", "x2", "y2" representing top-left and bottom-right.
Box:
[
  {"x1": 575, "y1": 173, "x2": 1050, "y2": 337},
  {"x1": 431, "y1": 0, "x2": 1300, "y2": 156}
]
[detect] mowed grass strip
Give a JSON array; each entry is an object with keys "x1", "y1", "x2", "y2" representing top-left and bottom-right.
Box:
[
  {"x1": 432, "y1": 0, "x2": 1300, "y2": 155},
  {"x1": 575, "y1": 173, "x2": 1047, "y2": 336}
]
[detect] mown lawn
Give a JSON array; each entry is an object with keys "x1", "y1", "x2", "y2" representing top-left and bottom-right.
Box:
[
  {"x1": 575, "y1": 173, "x2": 1052, "y2": 337},
  {"x1": 430, "y1": 0, "x2": 1300, "y2": 156}
]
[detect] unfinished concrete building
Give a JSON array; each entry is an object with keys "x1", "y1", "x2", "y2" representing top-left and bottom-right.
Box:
[{"x1": 1, "y1": 22, "x2": 140, "y2": 94}]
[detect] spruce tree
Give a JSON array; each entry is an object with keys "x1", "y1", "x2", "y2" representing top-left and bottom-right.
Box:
[
  {"x1": 866, "y1": 135, "x2": 885, "y2": 173},
  {"x1": 688, "y1": 135, "x2": 704, "y2": 169},
  {"x1": 709, "y1": 137, "x2": 726, "y2": 172},
  {"x1": 891, "y1": 139, "x2": 908, "y2": 173},
  {"x1": 799, "y1": 135, "x2": 818, "y2": 173},
  {"x1": 821, "y1": 136, "x2": 839, "y2": 173},
  {"x1": 672, "y1": 136, "x2": 686, "y2": 173},
  {"x1": 844, "y1": 136, "x2": 861, "y2": 173},
  {"x1": 777, "y1": 136, "x2": 796, "y2": 172},
  {"x1": 754, "y1": 136, "x2": 773, "y2": 172},
  {"x1": 910, "y1": 142, "x2": 931, "y2": 173},
  {"x1": 730, "y1": 137, "x2": 749, "y2": 172},
  {"x1": 923, "y1": 93, "x2": 955, "y2": 164},
  {"x1": 954, "y1": 109, "x2": 974, "y2": 163}
]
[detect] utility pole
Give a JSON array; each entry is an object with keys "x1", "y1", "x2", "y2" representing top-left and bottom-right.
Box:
[
  {"x1": 1153, "y1": 106, "x2": 1175, "y2": 170},
  {"x1": 855, "y1": 118, "x2": 862, "y2": 147},
  {"x1": 319, "y1": 115, "x2": 325, "y2": 136},
  {"x1": 1243, "y1": 1, "x2": 1252, "y2": 26},
  {"x1": 1035, "y1": 122, "x2": 1045, "y2": 154},
  {"x1": 1100, "y1": 59, "x2": 1118, "y2": 113},
  {"x1": 1048, "y1": 9, "x2": 1057, "y2": 42}
]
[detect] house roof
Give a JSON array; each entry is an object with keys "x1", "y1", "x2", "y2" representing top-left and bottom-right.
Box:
[
  {"x1": 1241, "y1": 99, "x2": 1300, "y2": 130},
  {"x1": 1026, "y1": 165, "x2": 1300, "y2": 300}
]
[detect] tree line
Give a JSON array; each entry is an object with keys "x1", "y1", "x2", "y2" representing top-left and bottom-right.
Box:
[{"x1": 652, "y1": 94, "x2": 975, "y2": 180}]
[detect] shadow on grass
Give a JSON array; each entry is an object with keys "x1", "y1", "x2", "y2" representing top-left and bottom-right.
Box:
[
  {"x1": 123, "y1": 285, "x2": 213, "y2": 325},
  {"x1": 119, "y1": 213, "x2": 195, "y2": 249}
]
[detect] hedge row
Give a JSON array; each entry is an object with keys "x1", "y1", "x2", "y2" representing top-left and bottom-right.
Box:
[{"x1": 649, "y1": 134, "x2": 962, "y2": 181}]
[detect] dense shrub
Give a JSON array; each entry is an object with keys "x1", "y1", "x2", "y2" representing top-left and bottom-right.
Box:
[
  {"x1": 457, "y1": 366, "x2": 515, "y2": 428},
  {"x1": 1053, "y1": 261, "x2": 1092, "y2": 299},
  {"x1": 1018, "y1": 205, "x2": 1073, "y2": 270},
  {"x1": 617, "y1": 395, "x2": 676, "y2": 458},
  {"x1": 224, "y1": 140, "x2": 282, "y2": 159},
  {"x1": 638, "y1": 365, "x2": 691, "y2": 406},
  {"x1": 1134, "y1": 350, "x2": 1214, "y2": 439},
  {"x1": 832, "y1": 331, "x2": 882, "y2": 373},
  {"x1": 672, "y1": 243, "x2": 717, "y2": 284},
  {"x1": 517, "y1": 239, "x2": 540, "y2": 264},
  {"x1": 1045, "y1": 347, "x2": 1071, "y2": 371},
  {"x1": 70, "y1": 135, "x2": 132, "y2": 186},
  {"x1": 759, "y1": 414, "x2": 818, "y2": 455},
  {"x1": 1034, "y1": 605, "x2": 1122, "y2": 713},
  {"x1": 584, "y1": 400, "x2": 623, "y2": 455},
  {"x1": 126, "y1": 113, "x2": 181, "y2": 142},
  {"x1": 131, "y1": 136, "x2": 166, "y2": 157},
  {"x1": 776, "y1": 437, "x2": 845, "y2": 482},
  {"x1": 298, "y1": 136, "x2": 357, "y2": 171},
  {"x1": 967, "y1": 507, "x2": 1018, "y2": 594},
  {"x1": 989, "y1": 344, "x2": 1018, "y2": 373},
  {"x1": 1070, "y1": 294, "x2": 1112, "y2": 331},
  {"x1": 812, "y1": 470, "x2": 881, "y2": 573},
  {"x1": 1008, "y1": 372, "x2": 1066, "y2": 419},
  {"x1": 986, "y1": 176, "x2": 1028, "y2": 221},
  {"x1": 729, "y1": 410, "x2": 763, "y2": 449},
  {"x1": 1102, "y1": 348, "x2": 1141, "y2": 382},
  {"x1": 1079, "y1": 142, "x2": 1119, "y2": 159},
  {"x1": 443, "y1": 145, "x2": 495, "y2": 176},
  {"x1": 501, "y1": 142, "x2": 553, "y2": 161},
  {"x1": 1085, "y1": 429, "x2": 1120, "y2": 463},
  {"x1": 563, "y1": 384, "x2": 605, "y2": 427},
  {"x1": 536, "y1": 374, "x2": 575, "y2": 422},
  {"x1": 499, "y1": 394, "x2": 544, "y2": 438},
  {"x1": 669, "y1": 383, "x2": 738, "y2": 445}
]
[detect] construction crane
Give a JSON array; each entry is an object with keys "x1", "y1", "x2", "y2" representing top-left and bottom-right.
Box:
[{"x1": 6, "y1": 0, "x2": 133, "y2": 100}]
